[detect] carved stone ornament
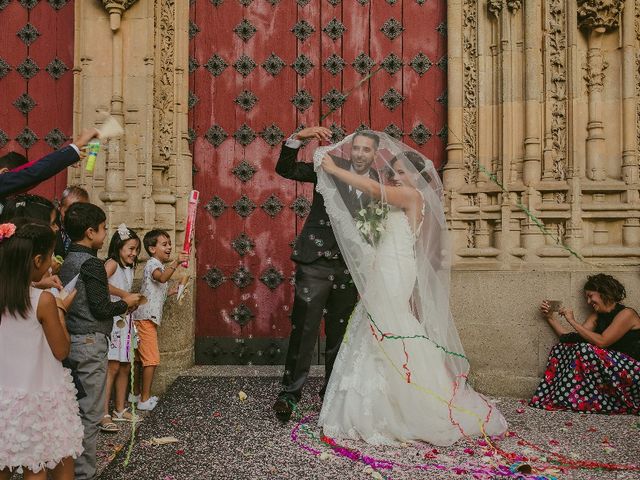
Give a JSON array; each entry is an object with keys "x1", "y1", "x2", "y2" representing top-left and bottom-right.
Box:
[
  {"x1": 577, "y1": 0, "x2": 624, "y2": 31},
  {"x1": 506, "y1": 0, "x2": 522, "y2": 13},
  {"x1": 548, "y1": 0, "x2": 568, "y2": 180},
  {"x1": 463, "y1": 0, "x2": 478, "y2": 183},
  {"x1": 487, "y1": 0, "x2": 503, "y2": 17},
  {"x1": 101, "y1": 0, "x2": 139, "y2": 14}
]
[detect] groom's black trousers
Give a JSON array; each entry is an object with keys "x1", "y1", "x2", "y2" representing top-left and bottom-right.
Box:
[{"x1": 279, "y1": 257, "x2": 358, "y2": 401}]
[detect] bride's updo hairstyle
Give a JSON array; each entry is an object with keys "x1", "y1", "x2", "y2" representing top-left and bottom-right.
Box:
[{"x1": 390, "y1": 151, "x2": 433, "y2": 184}]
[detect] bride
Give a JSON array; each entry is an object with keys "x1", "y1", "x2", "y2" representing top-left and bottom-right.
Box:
[{"x1": 314, "y1": 132, "x2": 507, "y2": 446}]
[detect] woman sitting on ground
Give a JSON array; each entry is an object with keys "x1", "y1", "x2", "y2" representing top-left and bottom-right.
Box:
[{"x1": 530, "y1": 273, "x2": 640, "y2": 414}]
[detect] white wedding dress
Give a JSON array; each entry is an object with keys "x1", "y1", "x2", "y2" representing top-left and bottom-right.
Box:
[{"x1": 318, "y1": 209, "x2": 507, "y2": 446}]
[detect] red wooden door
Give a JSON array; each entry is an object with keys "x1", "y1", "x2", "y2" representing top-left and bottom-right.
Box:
[
  {"x1": 190, "y1": 0, "x2": 447, "y2": 364},
  {"x1": 0, "y1": 0, "x2": 74, "y2": 201}
]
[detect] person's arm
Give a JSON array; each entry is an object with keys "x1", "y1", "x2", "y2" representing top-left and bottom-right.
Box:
[
  {"x1": 152, "y1": 253, "x2": 189, "y2": 284},
  {"x1": 80, "y1": 257, "x2": 137, "y2": 319},
  {"x1": 560, "y1": 307, "x2": 637, "y2": 348},
  {"x1": 539, "y1": 300, "x2": 573, "y2": 336},
  {"x1": 37, "y1": 291, "x2": 70, "y2": 361},
  {"x1": 321, "y1": 154, "x2": 419, "y2": 210},
  {"x1": 0, "y1": 129, "x2": 99, "y2": 197},
  {"x1": 275, "y1": 126, "x2": 332, "y2": 183}
]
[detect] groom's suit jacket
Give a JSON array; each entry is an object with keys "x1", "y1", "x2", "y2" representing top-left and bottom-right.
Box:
[{"x1": 276, "y1": 144, "x2": 378, "y2": 265}]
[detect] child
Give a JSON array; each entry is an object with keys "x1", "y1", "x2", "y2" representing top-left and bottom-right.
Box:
[
  {"x1": 0, "y1": 194, "x2": 63, "y2": 291},
  {"x1": 59, "y1": 203, "x2": 141, "y2": 480},
  {"x1": 0, "y1": 218, "x2": 83, "y2": 479},
  {"x1": 131, "y1": 230, "x2": 188, "y2": 411},
  {"x1": 100, "y1": 224, "x2": 141, "y2": 433}
]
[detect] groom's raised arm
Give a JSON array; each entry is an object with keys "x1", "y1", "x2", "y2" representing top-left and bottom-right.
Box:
[{"x1": 275, "y1": 126, "x2": 332, "y2": 183}]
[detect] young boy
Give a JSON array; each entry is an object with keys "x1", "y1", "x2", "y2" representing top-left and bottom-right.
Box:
[
  {"x1": 59, "y1": 202, "x2": 141, "y2": 480},
  {"x1": 131, "y1": 229, "x2": 187, "y2": 410}
]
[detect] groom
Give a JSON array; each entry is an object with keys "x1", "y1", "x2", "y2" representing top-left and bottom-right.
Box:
[{"x1": 273, "y1": 126, "x2": 379, "y2": 422}]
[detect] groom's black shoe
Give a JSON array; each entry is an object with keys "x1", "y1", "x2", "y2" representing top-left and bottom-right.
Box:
[{"x1": 273, "y1": 397, "x2": 295, "y2": 422}]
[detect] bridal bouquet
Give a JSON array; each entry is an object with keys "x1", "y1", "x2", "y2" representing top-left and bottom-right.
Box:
[{"x1": 356, "y1": 201, "x2": 389, "y2": 246}]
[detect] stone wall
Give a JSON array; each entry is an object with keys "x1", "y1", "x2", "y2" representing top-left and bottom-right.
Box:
[
  {"x1": 444, "y1": 0, "x2": 640, "y2": 395},
  {"x1": 72, "y1": 0, "x2": 639, "y2": 397}
]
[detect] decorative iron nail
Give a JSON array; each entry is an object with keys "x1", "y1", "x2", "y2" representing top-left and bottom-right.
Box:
[
  {"x1": 204, "y1": 125, "x2": 228, "y2": 147},
  {"x1": 233, "y1": 194, "x2": 256, "y2": 217},
  {"x1": 409, "y1": 123, "x2": 432, "y2": 145},
  {"x1": 261, "y1": 194, "x2": 284, "y2": 218},
  {"x1": 203, "y1": 267, "x2": 226, "y2": 289},
  {"x1": 204, "y1": 196, "x2": 228, "y2": 218}
]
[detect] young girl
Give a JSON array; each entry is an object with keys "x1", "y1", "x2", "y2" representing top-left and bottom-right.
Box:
[
  {"x1": 100, "y1": 224, "x2": 141, "y2": 432},
  {"x1": 0, "y1": 194, "x2": 63, "y2": 291},
  {"x1": 0, "y1": 219, "x2": 83, "y2": 480}
]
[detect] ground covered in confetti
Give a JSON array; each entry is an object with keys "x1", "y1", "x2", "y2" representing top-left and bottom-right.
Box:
[{"x1": 97, "y1": 367, "x2": 640, "y2": 480}]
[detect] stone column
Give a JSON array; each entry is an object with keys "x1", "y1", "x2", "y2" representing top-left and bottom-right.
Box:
[
  {"x1": 523, "y1": 0, "x2": 542, "y2": 186},
  {"x1": 443, "y1": 0, "x2": 465, "y2": 192}
]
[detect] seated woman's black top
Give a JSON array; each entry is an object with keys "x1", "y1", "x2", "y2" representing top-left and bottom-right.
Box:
[{"x1": 561, "y1": 304, "x2": 640, "y2": 360}]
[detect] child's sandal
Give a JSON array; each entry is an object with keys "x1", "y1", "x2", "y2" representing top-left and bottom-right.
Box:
[
  {"x1": 98, "y1": 414, "x2": 120, "y2": 433},
  {"x1": 112, "y1": 407, "x2": 141, "y2": 423}
]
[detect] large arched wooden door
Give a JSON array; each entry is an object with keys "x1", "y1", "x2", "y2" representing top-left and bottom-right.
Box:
[
  {"x1": 189, "y1": 0, "x2": 447, "y2": 364},
  {"x1": 0, "y1": 0, "x2": 74, "y2": 200}
]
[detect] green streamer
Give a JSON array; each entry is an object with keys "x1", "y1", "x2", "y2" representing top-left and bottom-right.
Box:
[{"x1": 367, "y1": 313, "x2": 468, "y2": 361}]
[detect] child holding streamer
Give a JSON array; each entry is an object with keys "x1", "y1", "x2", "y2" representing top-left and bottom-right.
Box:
[
  {"x1": 131, "y1": 230, "x2": 188, "y2": 411},
  {"x1": 0, "y1": 219, "x2": 83, "y2": 480},
  {"x1": 99, "y1": 224, "x2": 141, "y2": 433}
]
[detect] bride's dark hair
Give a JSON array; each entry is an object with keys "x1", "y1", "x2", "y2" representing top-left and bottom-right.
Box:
[{"x1": 390, "y1": 151, "x2": 432, "y2": 183}]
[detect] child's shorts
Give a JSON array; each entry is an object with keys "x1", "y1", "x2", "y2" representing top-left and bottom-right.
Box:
[{"x1": 134, "y1": 319, "x2": 160, "y2": 366}]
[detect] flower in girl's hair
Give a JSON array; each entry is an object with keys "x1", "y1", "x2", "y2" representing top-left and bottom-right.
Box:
[
  {"x1": 117, "y1": 223, "x2": 131, "y2": 240},
  {"x1": 0, "y1": 223, "x2": 16, "y2": 242}
]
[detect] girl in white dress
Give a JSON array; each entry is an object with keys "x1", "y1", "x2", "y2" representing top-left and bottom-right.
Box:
[
  {"x1": 100, "y1": 224, "x2": 141, "y2": 432},
  {"x1": 0, "y1": 219, "x2": 83, "y2": 479}
]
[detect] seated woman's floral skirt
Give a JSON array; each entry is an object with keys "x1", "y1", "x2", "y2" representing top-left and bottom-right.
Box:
[{"x1": 529, "y1": 343, "x2": 640, "y2": 414}]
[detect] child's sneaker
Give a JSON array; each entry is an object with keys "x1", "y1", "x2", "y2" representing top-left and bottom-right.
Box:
[
  {"x1": 137, "y1": 397, "x2": 157, "y2": 411},
  {"x1": 128, "y1": 393, "x2": 140, "y2": 403}
]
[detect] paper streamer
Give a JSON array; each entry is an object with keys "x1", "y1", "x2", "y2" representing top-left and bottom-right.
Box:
[{"x1": 181, "y1": 190, "x2": 199, "y2": 268}]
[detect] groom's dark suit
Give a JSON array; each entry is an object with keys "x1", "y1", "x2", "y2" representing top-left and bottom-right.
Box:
[{"x1": 275, "y1": 144, "x2": 378, "y2": 404}]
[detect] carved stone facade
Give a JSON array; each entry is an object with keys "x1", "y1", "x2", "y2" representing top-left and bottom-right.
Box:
[
  {"x1": 70, "y1": 0, "x2": 192, "y2": 392},
  {"x1": 73, "y1": 0, "x2": 639, "y2": 396},
  {"x1": 446, "y1": 0, "x2": 640, "y2": 394}
]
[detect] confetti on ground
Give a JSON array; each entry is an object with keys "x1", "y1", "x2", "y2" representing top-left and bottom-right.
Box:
[{"x1": 97, "y1": 375, "x2": 640, "y2": 480}]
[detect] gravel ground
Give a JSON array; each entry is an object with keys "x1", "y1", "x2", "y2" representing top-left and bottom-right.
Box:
[{"x1": 97, "y1": 368, "x2": 640, "y2": 480}]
